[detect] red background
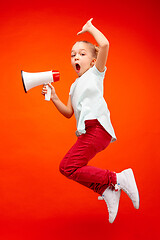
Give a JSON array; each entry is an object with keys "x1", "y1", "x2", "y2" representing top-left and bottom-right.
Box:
[{"x1": 0, "y1": 0, "x2": 159, "y2": 239}]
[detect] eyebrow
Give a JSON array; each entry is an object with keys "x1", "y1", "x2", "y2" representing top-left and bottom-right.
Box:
[{"x1": 71, "y1": 49, "x2": 87, "y2": 52}]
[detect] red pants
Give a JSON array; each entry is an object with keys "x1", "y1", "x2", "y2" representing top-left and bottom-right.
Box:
[{"x1": 59, "y1": 119, "x2": 117, "y2": 195}]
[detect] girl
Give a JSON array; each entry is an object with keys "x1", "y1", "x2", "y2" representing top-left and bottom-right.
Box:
[{"x1": 42, "y1": 18, "x2": 139, "y2": 223}]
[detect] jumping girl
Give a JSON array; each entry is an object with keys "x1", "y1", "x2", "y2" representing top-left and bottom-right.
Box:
[{"x1": 42, "y1": 18, "x2": 139, "y2": 223}]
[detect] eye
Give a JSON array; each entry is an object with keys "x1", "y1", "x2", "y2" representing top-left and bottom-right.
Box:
[
  {"x1": 81, "y1": 53, "x2": 85, "y2": 56},
  {"x1": 71, "y1": 54, "x2": 75, "y2": 57}
]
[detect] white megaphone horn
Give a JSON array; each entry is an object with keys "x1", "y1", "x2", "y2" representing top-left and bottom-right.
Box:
[{"x1": 21, "y1": 70, "x2": 60, "y2": 101}]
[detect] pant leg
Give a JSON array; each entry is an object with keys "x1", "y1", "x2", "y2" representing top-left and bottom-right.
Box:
[{"x1": 59, "y1": 120, "x2": 117, "y2": 195}]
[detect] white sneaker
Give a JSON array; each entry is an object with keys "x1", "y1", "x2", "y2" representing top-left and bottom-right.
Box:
[
  {"x1": 116, "y1": 168, "x2": 140, "y2": 209},
  {"x1": 98, "y1": 188, "x2": 121, "y2": 223}
]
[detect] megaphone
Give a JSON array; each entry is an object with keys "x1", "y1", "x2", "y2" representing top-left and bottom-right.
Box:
[{"x1": 21, "y1": 70, "x2": 60, "y2": 101}]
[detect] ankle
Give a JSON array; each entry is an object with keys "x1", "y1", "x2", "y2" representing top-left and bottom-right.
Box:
[{"x1": 109, "y1": 171, "x2": 117, "y2": 190}]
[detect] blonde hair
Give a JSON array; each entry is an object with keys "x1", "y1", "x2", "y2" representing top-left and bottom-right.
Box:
[{"x1": 76, "y1": 41, "x2": 99, "y2": 59}]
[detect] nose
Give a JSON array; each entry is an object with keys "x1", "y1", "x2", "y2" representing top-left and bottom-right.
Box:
[{"x1": 74, "y1": 54, "x2": 79, "y2": 61}]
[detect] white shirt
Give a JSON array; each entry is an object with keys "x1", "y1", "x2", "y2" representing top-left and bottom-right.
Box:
[{"x1": 69, "y1": 65, "x2": 117, "y2": 142}]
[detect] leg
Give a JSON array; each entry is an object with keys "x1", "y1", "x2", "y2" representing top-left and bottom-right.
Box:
[{"x1": 59, "y1": 120, "x2": 117, "y2": 195}]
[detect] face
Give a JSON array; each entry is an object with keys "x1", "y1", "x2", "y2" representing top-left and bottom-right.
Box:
[{"x1": 71, "y1": 42, "x2": 96, "y2": 77}]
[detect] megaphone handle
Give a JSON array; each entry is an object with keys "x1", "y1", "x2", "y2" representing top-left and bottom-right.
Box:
[{"x1": 45, "y1": 84, "x2": 51, "y2": 101}]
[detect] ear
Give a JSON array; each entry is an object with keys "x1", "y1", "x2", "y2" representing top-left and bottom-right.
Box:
[{"x1": 90, "y1": 58, "x2": 96, "y2": 67}]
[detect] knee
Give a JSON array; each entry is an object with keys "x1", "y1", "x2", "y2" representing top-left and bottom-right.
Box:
[
  {"x1": 59, "y1": 160, "x2": 66, "y2": 176},
  {"x1": 59, "y1": 159, "x2": 74, "y2": 178}
]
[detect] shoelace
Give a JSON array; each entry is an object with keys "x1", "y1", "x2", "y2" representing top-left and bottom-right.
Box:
[
  {"x1": 114, "y1": 183, "x2": 121, "y2": 191},
  {"x1": 98, "y1": 196, "x2": 104, "y2": 200}
]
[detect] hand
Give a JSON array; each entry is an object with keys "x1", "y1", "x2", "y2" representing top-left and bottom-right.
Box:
[
  {"x1": 41, "y1": 83, "x2": 57, "y2": 100},
  {"x1": 77, "y1": 18, "x2": 93, "y2": 35}
]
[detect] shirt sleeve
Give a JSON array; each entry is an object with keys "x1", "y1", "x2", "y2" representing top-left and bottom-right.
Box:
[{"x1": 92, "y1": 65, "x2": 107, "y2": 78}]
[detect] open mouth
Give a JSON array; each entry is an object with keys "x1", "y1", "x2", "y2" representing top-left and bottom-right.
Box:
[{"x1": 76, "y1": 63, "x2": 80, "y2": 71}]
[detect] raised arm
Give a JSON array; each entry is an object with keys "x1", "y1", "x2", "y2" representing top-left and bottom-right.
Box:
[
  {"x1": 77, "y1": 18, "x2": 109, "y2": 72},
  {"x1": 42, "y1": 83, "x2": 74, "y2": 118}
]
